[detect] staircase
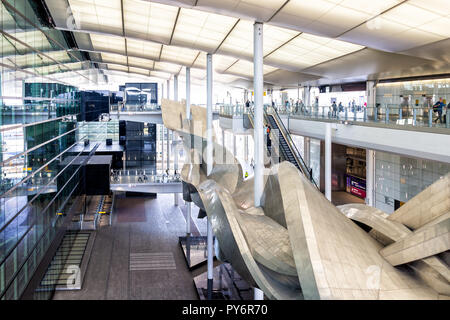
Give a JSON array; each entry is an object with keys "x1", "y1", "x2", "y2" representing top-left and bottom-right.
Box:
[{"x1": 37, "y1": 232, "x2": 91, "y2": 292}]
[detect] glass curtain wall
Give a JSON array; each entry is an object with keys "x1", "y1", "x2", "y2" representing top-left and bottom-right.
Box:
[{"x1": 0, "y1": 0, "x2": 88, "y2": 300}]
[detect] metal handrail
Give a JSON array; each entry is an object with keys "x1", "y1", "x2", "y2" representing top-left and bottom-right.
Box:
[{"x1": 266, "y1": 106, "x2": 319, "y2": 189}]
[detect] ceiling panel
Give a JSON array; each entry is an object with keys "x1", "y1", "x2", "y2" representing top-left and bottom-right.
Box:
[
  {"x1": 418, "y1": 17, "x2": 450, "y2": 38},
  {"x1": 101, "y1": 52, "x2": 127, "y2": 65},
  {"x1": 129, "y1": 66, "x2": 150, "y2": 76},
  {"x1": 126, "y1": 39, "x2": 161, "y2": 60},
  {"x1": 216, "y1": 21, "x2": 299, "y2": 60},
  {"x1": 408, "y1": 0, "x2": 450, "y2": 15},
  {"x1": 107, "y1": 63, "x2": 128, "y2": 72},
  {"x1": 339, "y1": 16, "x2": 445, "y2": 52},
  {"x1": 3, "y1": 51, "x2": 72, "y2": 69},
  {"x1": 68, "y1": 0, "x2": 122, "y2": 34},
  {"x1": 197, "y1": 0, "x2": 286, "y2": 21},
  {"x1": 270, "y1": 0, "x2": 337, "y2": 35},
  {"x1": 213, "y1": 54, "x2": 239, "y2": 73},
  {"x1": 225, "y1": 59, "x2": 276, "y2": 78},
  {"x1": 128, "y1": 56, "x2": 155, "y2": 69},
  {"x1": 189, "y1": 52, "x2": 204, "y2": 70},
  {"x1": 215, "y1": 20, "x2": 253, "y2": 59},
  {"x1": 149, "y1": 70, "x2": 172, "y2": 80},
  {"x1": 160, "y1": 45, "x2": 199, "y2": 66},
  {"x1": 265, "y1": 33, "x2": 363, "y2": 71},
  {"x1": 339, "y1": 0, "x2": 402, "y2": 15},
  {"x1": 171, "y1": 8, "x2": 238, "y2": 52},
  {"x1": 382, "y1": 3, "x2": 442, "y2": 28},
  {"x1": 154, "y1": 61, "x2": 182, "y2": 74},
  {"x1": 7, "y1": 30, "x2": 53, "y2": 54},
  {"x1": 90, "y1": 33, "x2": 125, "y2": 53},
  {"x1": 124, "y1": 0, "x2": 178, "y2": 43}
]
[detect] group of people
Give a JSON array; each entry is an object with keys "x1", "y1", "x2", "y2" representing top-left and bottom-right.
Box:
[{"x1": 111, "y1": 169, "x2": 180, "y2": 183}]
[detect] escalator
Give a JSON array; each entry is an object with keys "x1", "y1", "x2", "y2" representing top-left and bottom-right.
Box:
[{"x1": 244, "y1": 107, "x2": 318, "y2": 189}]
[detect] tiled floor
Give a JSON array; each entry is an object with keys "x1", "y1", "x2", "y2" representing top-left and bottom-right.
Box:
[
  {"x1": 53, "y1": 193, "x2": 200, "y2": 300},
  {"x1": 332, "y1": 191, "x2": 366, "y2": 206}
]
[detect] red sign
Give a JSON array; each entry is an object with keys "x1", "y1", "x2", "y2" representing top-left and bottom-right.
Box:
[{"x1": 350, "y1": 186, "x2": 366, "y2": 198}]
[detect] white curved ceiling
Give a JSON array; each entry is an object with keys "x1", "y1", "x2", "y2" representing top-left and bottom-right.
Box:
[{"x1": 14, "y1": 0, "x2": 450, "y2": 87}]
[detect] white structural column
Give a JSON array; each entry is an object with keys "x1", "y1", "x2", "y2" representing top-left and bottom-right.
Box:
[
  {"x1": 167, "y1": 129, "x2": 170, "y2": 171},
  {"x1": 161, "y1": 126, "x2": 165, "y2": 172},
  {"x1": 303, "y1": 86, "x2": 310, "y2": 106},
  {"x1": 185, "y1": 66, "x2": 191, "y2": 235},
  {"x1": 174, "y1": 75, "x2": 178, "y2": 102},
  {"x1": 233, "y1": 134, "x2": 237, "y2": 157},
  {"x1": 253, "y1": 22, "x2": 264, "y2": 207},
  {"x1": 244, "y1": 135, "x2": 248, "y2": 162},
  {"x1": 206, "y1": 53, "x2": 213, "y2": 176},
  {"x1": 167, "y1": 79, "x2": 171, "y2": 173},
  {"x1": 253, "y1": 21, "x2": 265, "y2": 301},
  {"x1": 366, "y1": 149, "x2": 375, "y2": 206},
  {"x1": 304, "y1": 137, "x2": 310, "y2": 167},
  {"x1": 186, "y1": 67, "x2": 191, "y2": 118},
  {"x1": 325, "y1": 123, "x2": 332, "y2": 201},
  {"x1": 174, "y1": 75, "x2": 179, "y2": 205},
  {"x1": 166, "y1": 79, "x2": 170, "y2": 99},
  {"x1": 206, "y1": 53, "x2": 214, "y2": 300}
]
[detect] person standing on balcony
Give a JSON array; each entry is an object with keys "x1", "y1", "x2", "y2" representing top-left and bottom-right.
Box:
[
  {"x1": 433, "y1": 97, "x2": 445, "y2": 124},
  {"x1": 332, "y1": 101, "x2": 337, "y2": 118}
]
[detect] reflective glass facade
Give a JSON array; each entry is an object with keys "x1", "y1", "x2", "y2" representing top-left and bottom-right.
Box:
[{"x1": 0, "y1": 0, "x2": 87, "y2": 300}]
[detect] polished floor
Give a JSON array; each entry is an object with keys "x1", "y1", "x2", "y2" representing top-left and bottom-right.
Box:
[
  {"x1": 53, "y1": 193, "x2": 203, "y2": 300},
  {"x1": 331, "y1": 191, "x2": 365, "y2": 206}
]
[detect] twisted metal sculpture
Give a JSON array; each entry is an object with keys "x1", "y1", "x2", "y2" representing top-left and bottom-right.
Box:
[{"x1": 161, "y1": 99, "x2": 449, "y2": 300}]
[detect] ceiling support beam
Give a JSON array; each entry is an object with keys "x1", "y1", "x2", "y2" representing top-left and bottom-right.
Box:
[
  {"x1": 213, "y1": 19, "x2": 240, "y2": 54},
  {"x1": 267, "y1": 0, "x2": 290, "y2": 22},
  {"x1": 169, "y1": 8, "x2": 181, "y2": 45}
]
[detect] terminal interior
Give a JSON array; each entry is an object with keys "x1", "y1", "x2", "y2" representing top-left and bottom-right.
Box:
[{"x1": 0, "y1": 0, "x2": 449, "y2": 300}]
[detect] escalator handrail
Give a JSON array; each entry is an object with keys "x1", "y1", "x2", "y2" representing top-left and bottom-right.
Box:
[{"x1": 266, "y1": 106, "x2": 319, "y2": 189}]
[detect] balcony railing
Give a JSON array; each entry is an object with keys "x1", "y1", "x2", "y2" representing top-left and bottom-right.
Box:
[{"x1": 110, "y1": 169, "x2": 181, "y2": 184}]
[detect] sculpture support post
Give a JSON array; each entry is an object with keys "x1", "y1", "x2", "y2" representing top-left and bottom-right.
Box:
[
  {"x1": 161, "y1": 126, "x2": 165, "y2": 172},
  {"x1": 233, "y1": 134, "x2": 237, "y2": 157},
  {"x1": 207, "y1": 218, "x2": 214, "y2": 300},
  {"x1": 206, "y1": 53, "x2": 214, "y2": 300},
  {"x1": 174, "y1": 133, "x2": 178, "y2": 206},
  {"x1": 186, "y1": 200, "x2": 191, "y2": 235},
  {"x1": 366, "y1": 149, "x2": 375, "y2": 206},
  {"x1": 253, "y1": 22, "x2": 264, "y2": 208},
  {"x1": 186, "y1": 66, "x2": 191, "y2": 231},
  {"x1": 325, "y1": 123, "x2": 332, "y2": 201},
  {"x1": 244, "y1": 135, "x2": 248, "y2": 162},
  {"x1": 304, "y1": 137, "x2": 310, "y2": 167},
  {"x1": 167, "y1": 130, "x2": 170, "y2": 171},
  {"x1": 253, "y1": 21, "x2": 264, "y2": 301}
]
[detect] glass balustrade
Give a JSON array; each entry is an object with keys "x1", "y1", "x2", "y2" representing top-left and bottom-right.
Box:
[
  {"x1": 110, "y1": 169, "x2": 181, "y2": 184},
  {"x1": 257, "y1": 103, "x2": 450, "y2": 129}
]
